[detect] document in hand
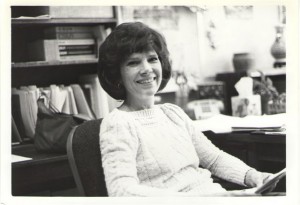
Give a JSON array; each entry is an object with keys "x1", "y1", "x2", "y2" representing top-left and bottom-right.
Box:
[{"x1": 254, "y1": 168, "x2": 286, "y2": 194}]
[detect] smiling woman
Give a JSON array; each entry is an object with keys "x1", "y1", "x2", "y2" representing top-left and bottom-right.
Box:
[
  {"x1": 119, "y1": 50, "x2": 162, "y2": 110},
  {"x1": 98, "y1": 22, "x2": 171, "y2": 102},
  {"x1": 97, "y1": 22, "x2": 274, "y2": 197}
]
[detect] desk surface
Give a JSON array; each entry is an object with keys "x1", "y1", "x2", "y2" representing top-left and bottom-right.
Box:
[
  {"x1": 12, "y1": 144, "x2": 68, "y2": 167},
  {"x1": 205, "y1": 131, "x2": 286, "y2": 144},
  {"x1": 12, "y1": 144, "x2": 75, "y2": 196}
]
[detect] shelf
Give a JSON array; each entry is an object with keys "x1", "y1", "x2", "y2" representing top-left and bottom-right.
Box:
[
  {"x1": 12, "y1": 59, "x2": 98, "y2": 68},
  {"x1": 12, "y1": 18, "x2": 118, "y2": 26},
  {"x1": 249, "y1": 68, "x2": 286, "y2": 77}
]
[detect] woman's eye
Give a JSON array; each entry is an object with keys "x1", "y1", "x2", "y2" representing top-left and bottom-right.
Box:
[
  {"x1": 127, "y1": 61, "x2": 139, "y2": 66},
  {"x1": 149, "y1": 57, "x2": 158, "y2": 62}
]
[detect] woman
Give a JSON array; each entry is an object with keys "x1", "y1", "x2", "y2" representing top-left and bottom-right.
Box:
[{"x1": 97, "y1": 22, "x2": 272, "y2": 196}]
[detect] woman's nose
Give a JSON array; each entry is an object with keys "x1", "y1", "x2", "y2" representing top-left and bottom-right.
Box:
[{"x1": 140, "y1": 60, "x2": 152, "y2": 75}]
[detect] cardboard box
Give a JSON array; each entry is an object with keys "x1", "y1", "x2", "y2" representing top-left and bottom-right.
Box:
[
  {"x1": 231, "y1": 95, "x2": 261, "y2": 117},
  {"x1": 28, "y1": 39, "x2": 97, "y2": 61}
]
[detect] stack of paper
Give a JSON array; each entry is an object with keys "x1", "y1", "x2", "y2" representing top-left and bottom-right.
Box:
[{"x1": 193, "y1": 113, "x2": 286, "y2": 134}]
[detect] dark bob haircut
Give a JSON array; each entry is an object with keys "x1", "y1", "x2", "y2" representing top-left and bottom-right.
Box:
[{"x1": 97, "y1": 22, "x2": 172, "y2": 100}]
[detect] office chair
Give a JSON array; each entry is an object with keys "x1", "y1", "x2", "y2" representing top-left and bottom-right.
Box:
[
  {"x1": 66, "y1": 119, "x2": 283, "y2": 196},
  {"x1": 66, "y1": 119, "x2": 108, "y2": 196}
]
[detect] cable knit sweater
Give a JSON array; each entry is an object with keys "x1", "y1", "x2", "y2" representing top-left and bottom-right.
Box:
[{"x1": 99, "y1": 103, "x2": 252, "y2": 196}]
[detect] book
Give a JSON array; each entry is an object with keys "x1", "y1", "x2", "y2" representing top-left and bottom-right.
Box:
[
  {"x1": 59, "y1": 50, "x2": 94, "y2": 56},
  {"x1": 81, "y1": 84, "x2": 94, "y2": 111},
  {"x1": 50, "y1": 84, "x2": 67, "y2": 112},
  {"x1": 11, "y1": 89, "x2": 35, "y2": 139},
  {"x1": 12, "y1": 116, "x2": 23, "y2": 144},
  {"x1": 79, "y1": 74, "x2": 110, "y2": 119},
  {"x1": 20, "y1": 86, "x2": 39, "y2": 126},
  {"x1": 12, "y1": 90, "x2": 26, "y2": 140},
  {"x1": 58, "y1": 44, "x2": 94, "y2": 51},
  {"x1": 61, "y1": 86, "x2": 78, "y2": 115},
  {"x1": 71, "y1": 84, "x2": 95, "y2": 120},
  {"x1": 253, "y1": 168, "x2": 286, "y2": 194}
]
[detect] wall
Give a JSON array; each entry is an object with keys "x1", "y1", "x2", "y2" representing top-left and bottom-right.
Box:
[
  {"x1": 119, "y1": 6, "x2": 200, "y2": 75},
  {"x1": 118, "y1": 6, "x2": 282, "y2": 83},
  {"x1": 197, "y1": 6, "x2": 281, "y2": 81}
]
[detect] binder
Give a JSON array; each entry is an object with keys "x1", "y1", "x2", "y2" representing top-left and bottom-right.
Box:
[
  {"x1": 71, "y1": 84, "x2": 95, "y2": 119},
  {"x1": 12, "y1": 116, "x2": 23, "y2": 144}
]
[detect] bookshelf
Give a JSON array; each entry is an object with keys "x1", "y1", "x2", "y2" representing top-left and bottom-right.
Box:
[
  {"x1": 11, "y1": 6, "x2": 119, "y2": 196},
  {"x1": 12, "y1": 59, "x2": 98, "y2": 68},
  {"x1": 11, "y1": 6, "x2": 118, "y2": 86}
]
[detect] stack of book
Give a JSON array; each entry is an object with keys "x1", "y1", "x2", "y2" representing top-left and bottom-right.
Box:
[
  {"x1": 11, "y1": 74, "x2": 121, "y2": 145},
  {"x1": 28, "y1": 25, "x2": 109, "y2": 62}
]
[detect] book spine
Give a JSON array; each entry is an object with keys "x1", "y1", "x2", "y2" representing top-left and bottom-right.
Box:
[
  {"x1": 60, "y1": 50, "x2": 95, "y2": 56},
  {"x1": 58, "y1": 45, "x2": 94, "y2": 51},
  {"x1": 55, "y1": 39, "x2": 95, "y2": 45},
  {"x1": 45, "y1": 32, "x2": 94, "y2": 39},
  {"x1": 59, "y1": 55, "x2": 97, "y2": 61}
]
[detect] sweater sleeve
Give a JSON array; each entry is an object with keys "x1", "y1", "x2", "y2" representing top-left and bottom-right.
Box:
[
  {"x1": 162, "y1": 103, "x2": 253, "y2": 186},
  {"x1": 100, "y1": 113, "x2": 199, "y2": 197}
]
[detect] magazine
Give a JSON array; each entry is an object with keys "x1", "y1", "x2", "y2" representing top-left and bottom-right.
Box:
[{"x1": 254, "y1": 168, "x2": 286, "y2": 194}]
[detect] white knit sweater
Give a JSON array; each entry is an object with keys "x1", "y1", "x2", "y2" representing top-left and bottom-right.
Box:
[{"x1": 100, "y1": 103, "x2": 252, "y2": 196}]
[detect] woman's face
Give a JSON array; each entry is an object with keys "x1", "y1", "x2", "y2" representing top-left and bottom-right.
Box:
[{"x1": 120, "y1": 49, "x2": 162, "y2": 101}]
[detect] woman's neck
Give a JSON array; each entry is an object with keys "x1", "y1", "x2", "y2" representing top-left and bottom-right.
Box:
[{"x1": 120, "y1": 96, "x2": 155, "y2": 112}]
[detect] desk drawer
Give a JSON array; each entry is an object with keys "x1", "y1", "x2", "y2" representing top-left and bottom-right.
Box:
[{"x1": 12, "y1": 158, "x2": 75, "y2": 196}]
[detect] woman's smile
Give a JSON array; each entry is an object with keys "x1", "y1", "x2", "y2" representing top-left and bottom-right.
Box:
[
  {"x1": 120, "y1": 49, "x2": 162, "y2": 102},
  {"x1": 136, "y1": 77, "x2": 156, "y2": 85}
]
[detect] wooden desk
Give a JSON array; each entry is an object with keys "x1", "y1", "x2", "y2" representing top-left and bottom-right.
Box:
[
  {"x1": 205, "y1": 131, "x2": 286, "y2": 192},
  {"x1": 12, "y1": 132, "x2": 286, "y2": 196},
  {"x1": 12, "y1": 144, "x2": 76, "y2": 196}
]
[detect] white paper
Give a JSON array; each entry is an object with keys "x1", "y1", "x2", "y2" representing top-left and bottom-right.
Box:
[
  {"x1": 12, "y1": 154, "x2": 32, "y2": 163},
  {"x1": 193, "y1": 113, "x2": 286, "y2": 133},
  {"x1": 234, "y1": 77, "x2": 253, "y2": 97}
]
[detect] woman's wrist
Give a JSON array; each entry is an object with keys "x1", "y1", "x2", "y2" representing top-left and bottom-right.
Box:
[
  {"x1": 244, "y1": 169, "x2": 261, "y2": 187},
  {"x1": 244, "y1": 169, "x2": 273, "y2": 187}
]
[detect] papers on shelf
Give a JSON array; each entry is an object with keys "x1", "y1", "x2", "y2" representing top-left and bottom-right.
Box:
[
  {"x1": 12, "y1": 15, "x2": 51, "y2": 20},
  {"x1": 193, "y1": 113, "x2": 286, "y2": 134},
  {"x1": 12, "y1": 154, "x2": 32, "y2": 163}
]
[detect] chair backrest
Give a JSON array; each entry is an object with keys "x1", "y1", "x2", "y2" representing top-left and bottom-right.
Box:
[{"x1": 67, "y1": 119, "x2": 108, "y2": 196}]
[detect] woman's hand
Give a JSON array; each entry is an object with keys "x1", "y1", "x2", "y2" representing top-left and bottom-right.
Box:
[
  {"x1": 245, "y1": 169, "x2": 273, "y2": 187},
  {"x1": 244, "y1": 169, "x2": 277, "y2": 194}
]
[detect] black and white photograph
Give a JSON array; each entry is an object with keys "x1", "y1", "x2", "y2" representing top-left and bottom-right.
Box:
[{"x1": 0, "y1": 1, "x2": 299, "y2": 205}]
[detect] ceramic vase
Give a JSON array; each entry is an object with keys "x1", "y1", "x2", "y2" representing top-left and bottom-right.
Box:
[
  {"x1": 232, "y1": 53, "x2": 253, "y2": 73},
  {"x1": 270, "y1": 25, "x2": 286, "y2": 67}
]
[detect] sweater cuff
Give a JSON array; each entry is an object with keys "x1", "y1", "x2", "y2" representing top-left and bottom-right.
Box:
[{"x1": 244, "y1": 168, "x2": 261, "y2": 187}]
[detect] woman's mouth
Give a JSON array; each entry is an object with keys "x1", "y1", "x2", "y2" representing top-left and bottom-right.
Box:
[{"x1": 136, "y1": 77, "x2": 156, "y2": 84}]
